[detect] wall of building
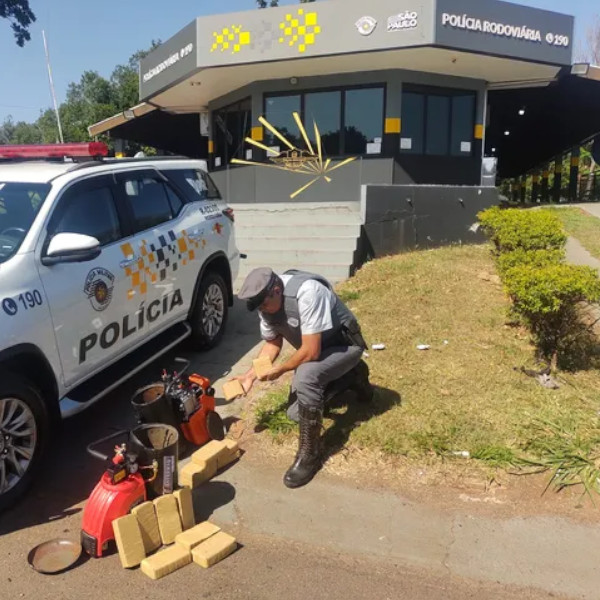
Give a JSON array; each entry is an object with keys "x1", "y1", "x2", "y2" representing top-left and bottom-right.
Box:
[
  {"x1": 208, "y1": 68, "x2": 486, "y2": 200},
  {"x1": 360, "y1": 184, "x2": 498, "y2": 258}
]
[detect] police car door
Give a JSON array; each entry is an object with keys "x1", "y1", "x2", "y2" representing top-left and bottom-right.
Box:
[
  {"x1": 37, "y1": 175, "x2": 137, "y2": 386},
  {"x1": 114, "y1": 170, "x2": 194, "y2": 335}
]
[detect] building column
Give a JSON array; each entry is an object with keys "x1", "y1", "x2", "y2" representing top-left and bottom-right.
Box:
[
  {"x1": 511, "y1": 179, "x2": 519, "y2": 204},
  {"x1": 569, "y1": 147, "x2": 580, "y2": 203},
  {"x1": 531, "y1": 172, "x2": 540, "y2": 204},
  {"x1": 541, "y1": 168, "x2": 549, "y2": 203},
  {"x1": 520, "y1": 176, "x2": 527, "y2": 204},
  {"x1": 474, "y1": 88, "x2": 487, "y2": 183},
  {"x1": 383, "y1": 80, "x2": 402, "y2": 157},
  {"x1": 553, "y1": 156, "x2": 563, "y2": 204}
]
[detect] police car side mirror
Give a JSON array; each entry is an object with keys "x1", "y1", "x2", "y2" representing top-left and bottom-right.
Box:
[{"x1": 41, "y1": 232, "x2": 101, "y2": 266}]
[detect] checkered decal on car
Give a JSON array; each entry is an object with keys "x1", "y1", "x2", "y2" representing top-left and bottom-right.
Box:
[{"x1": 120, "y1": 229, "x2": 203, "y2": 300}]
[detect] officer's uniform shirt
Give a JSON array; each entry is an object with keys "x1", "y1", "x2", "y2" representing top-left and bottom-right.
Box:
[{"x1": 259, "y1": 274, "x2": 334, "y2": 341}]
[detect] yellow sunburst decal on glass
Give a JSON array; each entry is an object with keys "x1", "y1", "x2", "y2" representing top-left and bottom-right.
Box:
[{"x1": 231, "y1": 112, "x2": 357, "y2": 199}]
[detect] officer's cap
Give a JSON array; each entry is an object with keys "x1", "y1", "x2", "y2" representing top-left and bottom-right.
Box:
[{"x1": 238, "y1": 267, "x2": 278, "y2": 311}]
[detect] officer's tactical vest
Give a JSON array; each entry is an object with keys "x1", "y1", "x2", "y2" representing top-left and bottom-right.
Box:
[{"x1": 261, "y1": 270, "x2": 364, "y2": 350}]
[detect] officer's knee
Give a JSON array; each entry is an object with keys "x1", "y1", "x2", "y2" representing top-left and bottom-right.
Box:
[{"x1": 293, "y1": 362, "x2": 320, "y2": 390}]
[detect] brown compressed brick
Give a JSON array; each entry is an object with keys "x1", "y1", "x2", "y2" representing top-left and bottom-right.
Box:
[
  {"x1": 192, "y1": 531, "x2": 237, "y2": 568},
  {"x1": 217, "y1": 441, "x2": 241, "y2": 470},
  {"x1": 140, "y1": 544, "x2": 191, "y2": 580},
  {"x1": 132, "y1": 501, "x2": 162, "y2": 554},
  {"x1": 222, "y1": 380, "x2": 245, "y2": 401},
  {"x1": 179, "y1": 460, "x2": 217, "y2": 488},
  {"x1": 190, "y1": 440, "x2": 228, "y2": 469},
  {"x1": 112, "y1": 514, "x2": 146, "y2": 568},
  {"x1": 153, "y1": 494, "x2": 183, "y2": 545},
  {"x1": 252, "y1": 356, "x2": 272, "y2": 379},
  {"x1": 174, "y1": 488, "x2": 195, "y2": 531},
  {"x1": 175, "y1": 521, "x2": 221, "y2": 551}
]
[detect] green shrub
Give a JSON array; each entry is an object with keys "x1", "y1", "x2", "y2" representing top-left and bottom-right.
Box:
[
  {"x1": 478, "y1": 207, "x2": 567, "y2": 253},
  {"x1": 497, "y1": 248, "x2": 565, "y2": 277},
  {"x1": 504, "y1": 263, "x2": 600, "y2": 360}
]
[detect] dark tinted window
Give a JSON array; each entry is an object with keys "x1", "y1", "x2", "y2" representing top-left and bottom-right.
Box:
[
  {"x1": 123, "y1": 177, "x2": 173, "y2": 232},
  {"x1": 166, "y1": 169, "x2": 221, "y2": 201},
  {"x1": 305, "y1": 91, "x2": 341, "y2": 155},
  {"x1": 451, "y1": 95, "x2": 476, "y2": 156},
  {"x1": 344, "y1": 88, "x2": 384, "y2": 155},
  {"x1": 0, "y1": 182, "x2": 51, "y2": 263},
  {"x1": 401, "y1": 87, "x2": 476, "y2": 157},
  {"x1": 165, "y1": 186, "x2": 183, "y2": 215},
  {"x1": 400, "y1": 93, "x2": 424, "y2": 154},
  {"x1": 213, "y1": 97, "x2": 252, "y2": 167},
  {"x1": 52, "y1": 185, "x2": 121, "y2": 246},
  {"x1": 264, "y1": 95, "x2": 301, "y2": 149},
  {"x1": 425, "y1": 95, "x2": 450, "y2": 156}
]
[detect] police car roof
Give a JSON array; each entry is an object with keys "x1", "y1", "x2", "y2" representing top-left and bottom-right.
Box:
[
  {"x1": 0, "y1": 157, "x2": 209, "y2": 185},
  {"x1": 0, "y1": 161, "x2": 74, "y2": 183}
]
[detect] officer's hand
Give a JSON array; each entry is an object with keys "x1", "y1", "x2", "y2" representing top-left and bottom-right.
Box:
[
  {"x1": 232, "y1": 375, "x2": 254, "y2": 396},
  {"x1": 259, "y1": 367, "x2": 283, "y2": 382}
]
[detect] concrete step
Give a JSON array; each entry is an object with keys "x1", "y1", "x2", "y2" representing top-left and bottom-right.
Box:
[
  {"x1": 230, "y1": 202, "x2": 362, "y2": 226},
  {"x1": 235, "y1": 223, "x2": 361, "y2": 238},
  {"x1": 235, "y1": 262, "x2": 351, "y2": 291},
  {"x1": 236, "y1": 236, "x2": 358, "y2": 252},
  {"x1": 230, "y1": 201, "x2": 360, "y2": 214},
  {"x1": 239, "y1": 248, "x2": 355, "y2": 264}
]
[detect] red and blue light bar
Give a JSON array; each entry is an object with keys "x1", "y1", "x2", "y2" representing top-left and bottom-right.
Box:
[{"x1": 0, "y1": 142, "x2": 109, "y2": 159}]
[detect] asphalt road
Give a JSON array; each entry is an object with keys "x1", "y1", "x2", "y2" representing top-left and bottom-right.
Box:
[{"x1": 2, "y1": 527, "x2": 562, "y2": 600}]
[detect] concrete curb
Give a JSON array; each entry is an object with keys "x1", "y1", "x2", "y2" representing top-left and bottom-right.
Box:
[{"x1": 191, "y1": 459, "x2": 600, "y2": 599}]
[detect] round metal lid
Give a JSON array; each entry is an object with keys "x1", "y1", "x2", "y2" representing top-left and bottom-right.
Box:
[{"x1": 27, "y1": 538, "x2": 82, "y2": 574}]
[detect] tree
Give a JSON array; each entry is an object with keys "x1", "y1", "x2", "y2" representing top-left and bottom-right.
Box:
[
  {"x1": 0, "y1": 41, "x2": 162, "y2": 149},
  {"x1": 1, "y1": 0, "x2": 35, "y2": 46},
  {"x1": 581, "y1": 15, "x2": 600, "y2": 65},
  {"x1": 579, "y1": 15, "x2": 600, "y2": 200}
]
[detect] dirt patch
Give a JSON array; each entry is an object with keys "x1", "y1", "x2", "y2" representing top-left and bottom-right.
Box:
[{"x1": 234, "y1": 422, "x2": 600, "y2": 524}]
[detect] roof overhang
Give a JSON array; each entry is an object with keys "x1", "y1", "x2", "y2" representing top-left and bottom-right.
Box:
[
  {"x1": 488, "y1": 65, "x2": 600, "y2": 177},
  {"x1": 137, "y1": 0, "x2": 574, "y2": 111},
  {"x1": 88, "y1": 103, "x2": 156, "y2": 137},
  {"x1": 148, "y1": 46, "x2": 563, "y2": 114}
]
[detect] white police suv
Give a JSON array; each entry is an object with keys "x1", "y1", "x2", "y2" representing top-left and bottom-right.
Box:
[{"x1": 0, "y1": 143, "x2": 240, "y2": 510}]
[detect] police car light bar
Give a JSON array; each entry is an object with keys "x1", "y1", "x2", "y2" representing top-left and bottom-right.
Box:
[{"x1": 0, "y1": 142, "x2": 109, "y2": 159}]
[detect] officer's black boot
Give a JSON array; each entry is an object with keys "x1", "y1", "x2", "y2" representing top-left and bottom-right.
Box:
[
  {"x1": 283, "y1": 404, "x2": 322, "y2": 489},
  {"x1": 351, "y1": 360, "x2": 374, "y2": 403}
]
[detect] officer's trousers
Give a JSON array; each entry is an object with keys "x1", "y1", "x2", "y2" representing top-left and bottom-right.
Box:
[{"x1": 288, "y1": 345, "x2": 364, "y2": 416}]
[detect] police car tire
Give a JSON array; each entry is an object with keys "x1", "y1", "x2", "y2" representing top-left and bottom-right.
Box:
[
  {"x1": 0, "y1": 375, "x2": 50, "y2": 513},
  {"x1": 189, "y1": 272, "x2": 229, "y2": 350}
]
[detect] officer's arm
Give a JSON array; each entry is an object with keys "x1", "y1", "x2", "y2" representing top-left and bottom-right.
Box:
[{"x1": 269, "y1": 333, "x2": 321, "y2": 378}]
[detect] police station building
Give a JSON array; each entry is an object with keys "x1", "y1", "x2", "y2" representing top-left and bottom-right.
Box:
[{"x1": 90, "y1": 0, "x2": 600, "y2": 261}]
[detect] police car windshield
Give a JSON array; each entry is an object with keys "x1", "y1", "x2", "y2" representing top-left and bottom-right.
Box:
[{"x1": 0, "y1": 182, "x2": 50, "y2": 263}]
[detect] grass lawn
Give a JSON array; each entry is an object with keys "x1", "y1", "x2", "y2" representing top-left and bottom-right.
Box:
[
  {"x1": 545, "y1": 206, "x2": 600, "y2": 260},
  {"x1": 254, "y1": 245, "x2": 600, "y2": 492}
]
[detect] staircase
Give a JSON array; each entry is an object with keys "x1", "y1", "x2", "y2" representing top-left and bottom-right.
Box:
[{"x1": 231, "y1": 202, "x2": 362, "y2": 291}]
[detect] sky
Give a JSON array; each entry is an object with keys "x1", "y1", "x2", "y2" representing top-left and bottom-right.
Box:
[{"x1": 0, "y1": 0, "x2": 596, "y2": 125}]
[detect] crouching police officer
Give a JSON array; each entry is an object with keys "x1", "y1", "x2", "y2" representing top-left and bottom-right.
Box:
[{"x1": 234, "y1": 267, "x2": 373, "y2": 489}]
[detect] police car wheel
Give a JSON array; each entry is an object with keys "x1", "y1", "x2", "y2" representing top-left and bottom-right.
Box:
[
  {"x1": 190, "y1": 272, "x2": 229, "y2": 350},
  {"x1": 0, "y1": 375, "x2": 50, "y2": 513}
]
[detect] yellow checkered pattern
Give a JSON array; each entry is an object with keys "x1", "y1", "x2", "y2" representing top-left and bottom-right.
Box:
[
  {"x1": 120, "y1": 230, "x2": 203, "y2": 301},
  {"x1": 211, "y1": 25, "x2": 251, "y2": 54},
  {"x1": 279, "y1": 9, "x2": 321, "y2": 53}
]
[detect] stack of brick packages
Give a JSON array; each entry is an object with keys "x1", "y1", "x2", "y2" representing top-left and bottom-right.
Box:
[
  {"x1": 179, "y1": 438, "x2": 241, "y2": 489},
  {"x1": 111, "y1": 439, "x2": 241, "y2": 579}
]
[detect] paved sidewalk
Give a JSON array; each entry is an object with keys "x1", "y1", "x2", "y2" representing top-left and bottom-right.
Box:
[
  {"x1": 197, "y1": 457, "x2": 600, "y2": 600},
  {"x1": 193, "y1": 237, "x2": 600, "y2": 600}
]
